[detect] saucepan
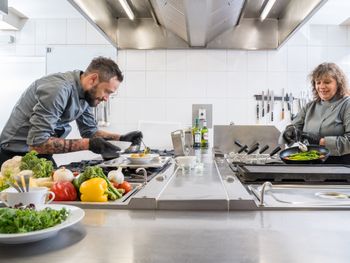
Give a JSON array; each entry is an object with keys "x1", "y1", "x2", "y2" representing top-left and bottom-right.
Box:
[{"x1": 279, "y1": 145, "x2": 330, "y2": 164}]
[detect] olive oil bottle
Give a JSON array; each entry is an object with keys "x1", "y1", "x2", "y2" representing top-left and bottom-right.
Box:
[
  {"x1": 201, "y1": 120, "x2": 209, "y2": 148},
  {"x1": 193, "y1": 118, "x2": 201, "y2": 148}
]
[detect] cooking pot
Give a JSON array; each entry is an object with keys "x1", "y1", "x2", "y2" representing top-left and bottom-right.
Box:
[{"x1": 279, "y1": 145, "x2": 330, "y2": 164}]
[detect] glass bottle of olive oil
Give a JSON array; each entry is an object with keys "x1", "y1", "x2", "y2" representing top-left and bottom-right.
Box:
[
  {"x1": 193, "y1": 118, "x2": 201, "y2": 148},
  {"x1": 201, "y1": 120, "x2": 209, "y2": 148}
]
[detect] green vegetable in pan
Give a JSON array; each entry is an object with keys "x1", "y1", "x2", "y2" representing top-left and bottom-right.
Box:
[{"x1": 285, "y1": 150, "x2": 324, "y2": 161}]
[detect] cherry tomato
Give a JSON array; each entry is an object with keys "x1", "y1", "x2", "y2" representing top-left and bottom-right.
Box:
[
  {"x1": 51, "y1": 181, "x2": 77, "y2": 201},
  {"x1": 116, "y1": 181, "x2": 132, "y2": 194}
]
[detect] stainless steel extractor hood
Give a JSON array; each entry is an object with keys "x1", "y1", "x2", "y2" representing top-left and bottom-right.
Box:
[{"x1": 68, "y1": 0, "x2": 327, "y2": 50}]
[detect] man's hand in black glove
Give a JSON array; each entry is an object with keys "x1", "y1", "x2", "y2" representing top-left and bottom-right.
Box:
[
  {"x1": 301, "y1": 132, "x2": 321, "y2": 145},
  {"x1": 120, "y1": 131, "x2": 143, "y2": 145},
  {"x1": 282, "y1": 125, "x2": 301, "y2": 145},
  {"x1": 89, "y1": 137, "x2": 121, "y2": 159}
]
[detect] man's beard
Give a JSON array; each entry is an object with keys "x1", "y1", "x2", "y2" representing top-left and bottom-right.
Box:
[{"x1": 84, "y1": 86, "x2": 99, "y2": 107}]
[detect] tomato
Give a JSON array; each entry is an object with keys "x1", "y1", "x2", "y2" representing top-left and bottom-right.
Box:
[
  {"x1": 73, "y1": 171, "x2": 80, "y2": 177},
  {"x1": 116, "y1": 181, "x2": 132, "y2": 194},
  {"x1": 51, "y1": 181, "x2": 78, "y2": 201},
  {"x1": 111, "y1": 181, "x2": 119, "y2": 189}
]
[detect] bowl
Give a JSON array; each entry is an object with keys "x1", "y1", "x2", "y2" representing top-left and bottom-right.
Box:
[
  {"x1": 175, "y1": 156, "x2": 197, "y2": 168},
  {"x1": 125, "y1": 153, "x2": 158, "y2": 164}
]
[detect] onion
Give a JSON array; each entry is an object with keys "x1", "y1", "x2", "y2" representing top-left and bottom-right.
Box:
[
  {"x1": 53, "y1": 167, "x2": 74, "y2": 182},
  {"x1": 108, "y1": 167, "x2": 124, "y2": 184}
]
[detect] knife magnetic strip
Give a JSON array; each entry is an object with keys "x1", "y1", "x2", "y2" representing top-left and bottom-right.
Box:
[{"x1": 254, "y1": 95, "x2": 295, "y2": 101}]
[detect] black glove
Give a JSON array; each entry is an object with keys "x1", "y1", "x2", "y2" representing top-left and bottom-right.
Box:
[
  {"x1": 89, "y1": 137, "x2": 121, "y2": 159},
  {"x1": 120, "y1": 131, "x2": 143, "y2": 145},
  {"x1": 282, "y1": 125, "x2": 301, "y2": 145},
  {"x1": 301, "y1": 132, "x2": 321, "y2": 145}
]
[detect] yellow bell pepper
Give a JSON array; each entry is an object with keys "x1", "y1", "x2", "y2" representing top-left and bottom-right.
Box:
[{"x1": 80, "y1": 178, "x2": 108, "y2": 202}]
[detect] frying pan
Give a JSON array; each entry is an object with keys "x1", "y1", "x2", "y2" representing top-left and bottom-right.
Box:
[{"x1": 279, "y1": 145, "x2": 330, "y2": 164}]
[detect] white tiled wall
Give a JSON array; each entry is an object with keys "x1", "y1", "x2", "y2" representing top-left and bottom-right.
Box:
[
  {"x1": 2, "y1": 18, "x2": 350, "y2": 146},
  {"x1": 0, "y1": 18, "x2": 110, "y2": 132},
  {"x1": 116, "y1": 23, "x2": 350, "y2": 133}
]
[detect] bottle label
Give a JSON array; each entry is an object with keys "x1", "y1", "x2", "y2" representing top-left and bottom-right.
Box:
[
  {"x1": 195, "y1": 133, "x2": 201, "y2": 143},
  {"x1": 203, "y1": 132, "x2": 208, "y2": 140}
]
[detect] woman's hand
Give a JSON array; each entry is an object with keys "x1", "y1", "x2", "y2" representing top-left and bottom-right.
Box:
[
  {"x1": 282, "y1": 125, "x2": 301, "y2": 145},
  {"x1": 301, "y1": 132, "x2": 321, "y2": 145}
]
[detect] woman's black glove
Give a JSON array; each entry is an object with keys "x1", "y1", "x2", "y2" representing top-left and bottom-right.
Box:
[
  {"x1": 282, "y1": 125, "x2": 301, "y2": 145},
  {"x1": 120, "y1": 131, "x2": 143, "y2": 145},
  {"x1": 89, "y1": 137, "x2": 121, "y2": 159},
  {"x1": 301, "y1": 132, "x2": 321, "y2": 145}
]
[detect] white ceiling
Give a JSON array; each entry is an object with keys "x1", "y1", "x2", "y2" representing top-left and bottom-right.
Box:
[
  {"x1": 8, "y1": 0, "x2": 82, "y2": 19},
  {"x1": 308, "y1": 0, "x2": 350, "y2": 25},
  {"x1": 6, "y1": 0, "x2": 350, "y2": 25}
]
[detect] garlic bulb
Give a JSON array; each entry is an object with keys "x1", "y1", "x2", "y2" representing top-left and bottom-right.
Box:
[
  {"x1": 108, "y1": 167, "x2": 124, "y2": 184},
  {"x1": 53, "y1": 167, "x2": 74, "y2": 182}
]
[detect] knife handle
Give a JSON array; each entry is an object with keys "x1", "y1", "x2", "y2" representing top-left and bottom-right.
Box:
[
  {"x1": 259, "y1": 145, "x2": 269, "y2": 154},
  {"x1": 247, "y1": 144, "x2": 259, "y2": 155},
  {"x1": 238, "y1": 145, "x2": 248, "y2": 154},
  {"x1": 269, "y1": 146, "x2": 281, "y2": 157},
  {"x1": 234, "y1": 140, "x2": 248, "y2": 153}
]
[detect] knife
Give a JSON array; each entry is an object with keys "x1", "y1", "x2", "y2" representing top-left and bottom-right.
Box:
[
  {"x1": 266, "y1": 89, "x2": 270, "y2": 114},
  {"x1": 256, "y1": 101, "x2": 260, "y2": 123},
  {"x1": 289, "y1": 92, "x2": 294, "y2": 120},
  {"x1": 261, "y1": 91, "x2": 265, "y2": 118},
  {"x1": 286, "y1": 93, "x2": 290, "y2": 111},
  {"x1": 281, "y1": 89, "x2": 285, "y2": 120},
  {"x1": 271, "y1": 90, "x2": 274, "y2": 122}
]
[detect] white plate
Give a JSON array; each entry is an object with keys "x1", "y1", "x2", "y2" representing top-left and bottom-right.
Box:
[
  {"x1": 124, "y1": 153, "x2": 160, "y2": 164},
  {"x1": 0, "y1": 204, "x2": 85, "y2": 244},
  {"x1": 100, "y1": 156, "x2": 171, "y2": 169}
]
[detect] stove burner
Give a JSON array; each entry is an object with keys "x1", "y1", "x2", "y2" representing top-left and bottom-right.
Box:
[
  {"x1": 60, "y1": 156, "x2": 172, "y2": 183},
  {"x1": 59, "y1": 159, "x2": 104, "y2": 173}
]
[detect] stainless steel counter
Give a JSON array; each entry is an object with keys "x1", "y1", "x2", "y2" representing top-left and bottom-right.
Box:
[
  {"x1": 2, "y1": 209, "x2": 350, "y2": 262},
  {"x1": 2, "y1": 150, "x2": 350, "y2": 261}
]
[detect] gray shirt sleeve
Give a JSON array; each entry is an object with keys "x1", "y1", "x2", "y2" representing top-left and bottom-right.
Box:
[
  {"x1": 27, "y1": 81, "x2": 70, "y2": 146},
  {"x1": 279, "y1": 98, "x2": 350, "y2": 156},
  {"x1": 76, "y1": 106, "x2": 98, "y2": 138},
  {"x1": 324, "y1": 100, "x2": 350, "y2": 156},
  {"x1": 278, "y1": 102, "x2": 310, "y2": 144}
]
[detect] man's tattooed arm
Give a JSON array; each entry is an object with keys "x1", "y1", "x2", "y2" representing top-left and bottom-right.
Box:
[
  {"x1": 93, "y1": 130, "x2": 121, "y2": 141},
  {"x1": 29, "y1": 138, "x2": 90, "y2": 154}
]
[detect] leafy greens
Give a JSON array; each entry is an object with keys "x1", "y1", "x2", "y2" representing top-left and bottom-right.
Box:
[{"x1": 0, "y1": 207, "x2": 69, "y2": 233}]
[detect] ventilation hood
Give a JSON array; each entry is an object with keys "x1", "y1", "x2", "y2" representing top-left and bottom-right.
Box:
[{"x1": 68, "y1": 0, "x2": 327, "y2": 50}]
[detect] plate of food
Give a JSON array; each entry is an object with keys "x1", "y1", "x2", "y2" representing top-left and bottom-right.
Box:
[
  {"x1": 0, "y1": 204, "x2": 85, "y2": 244},
  {"x1": 123, "y1": 153, "x2": 160, "y2": 165}
]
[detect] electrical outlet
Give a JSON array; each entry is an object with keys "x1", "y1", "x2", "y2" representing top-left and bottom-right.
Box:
[
  {"x1": 198, "y1": 108, "x2": 206, "y2": 121},
  {"x1": 192, "y1": 104, "x2": 212, "y2": 128}
]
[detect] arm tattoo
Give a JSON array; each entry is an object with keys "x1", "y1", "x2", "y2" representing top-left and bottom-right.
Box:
[
  {"x1": 30, "y1": 137, "x2": 89, "y2": 154},
  {"x1": 93, "y1": 130, "x2": 120, "y2": 140}
]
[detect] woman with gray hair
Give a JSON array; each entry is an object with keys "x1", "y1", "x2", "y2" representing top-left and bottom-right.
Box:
[{"x1": 281, "y1": 62, "x2": 350, "y2": 164}]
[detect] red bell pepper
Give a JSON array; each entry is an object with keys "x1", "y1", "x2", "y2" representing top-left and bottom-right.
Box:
[{"x1": 51, "y1": 181, "x2": 78, "y2": 201}]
